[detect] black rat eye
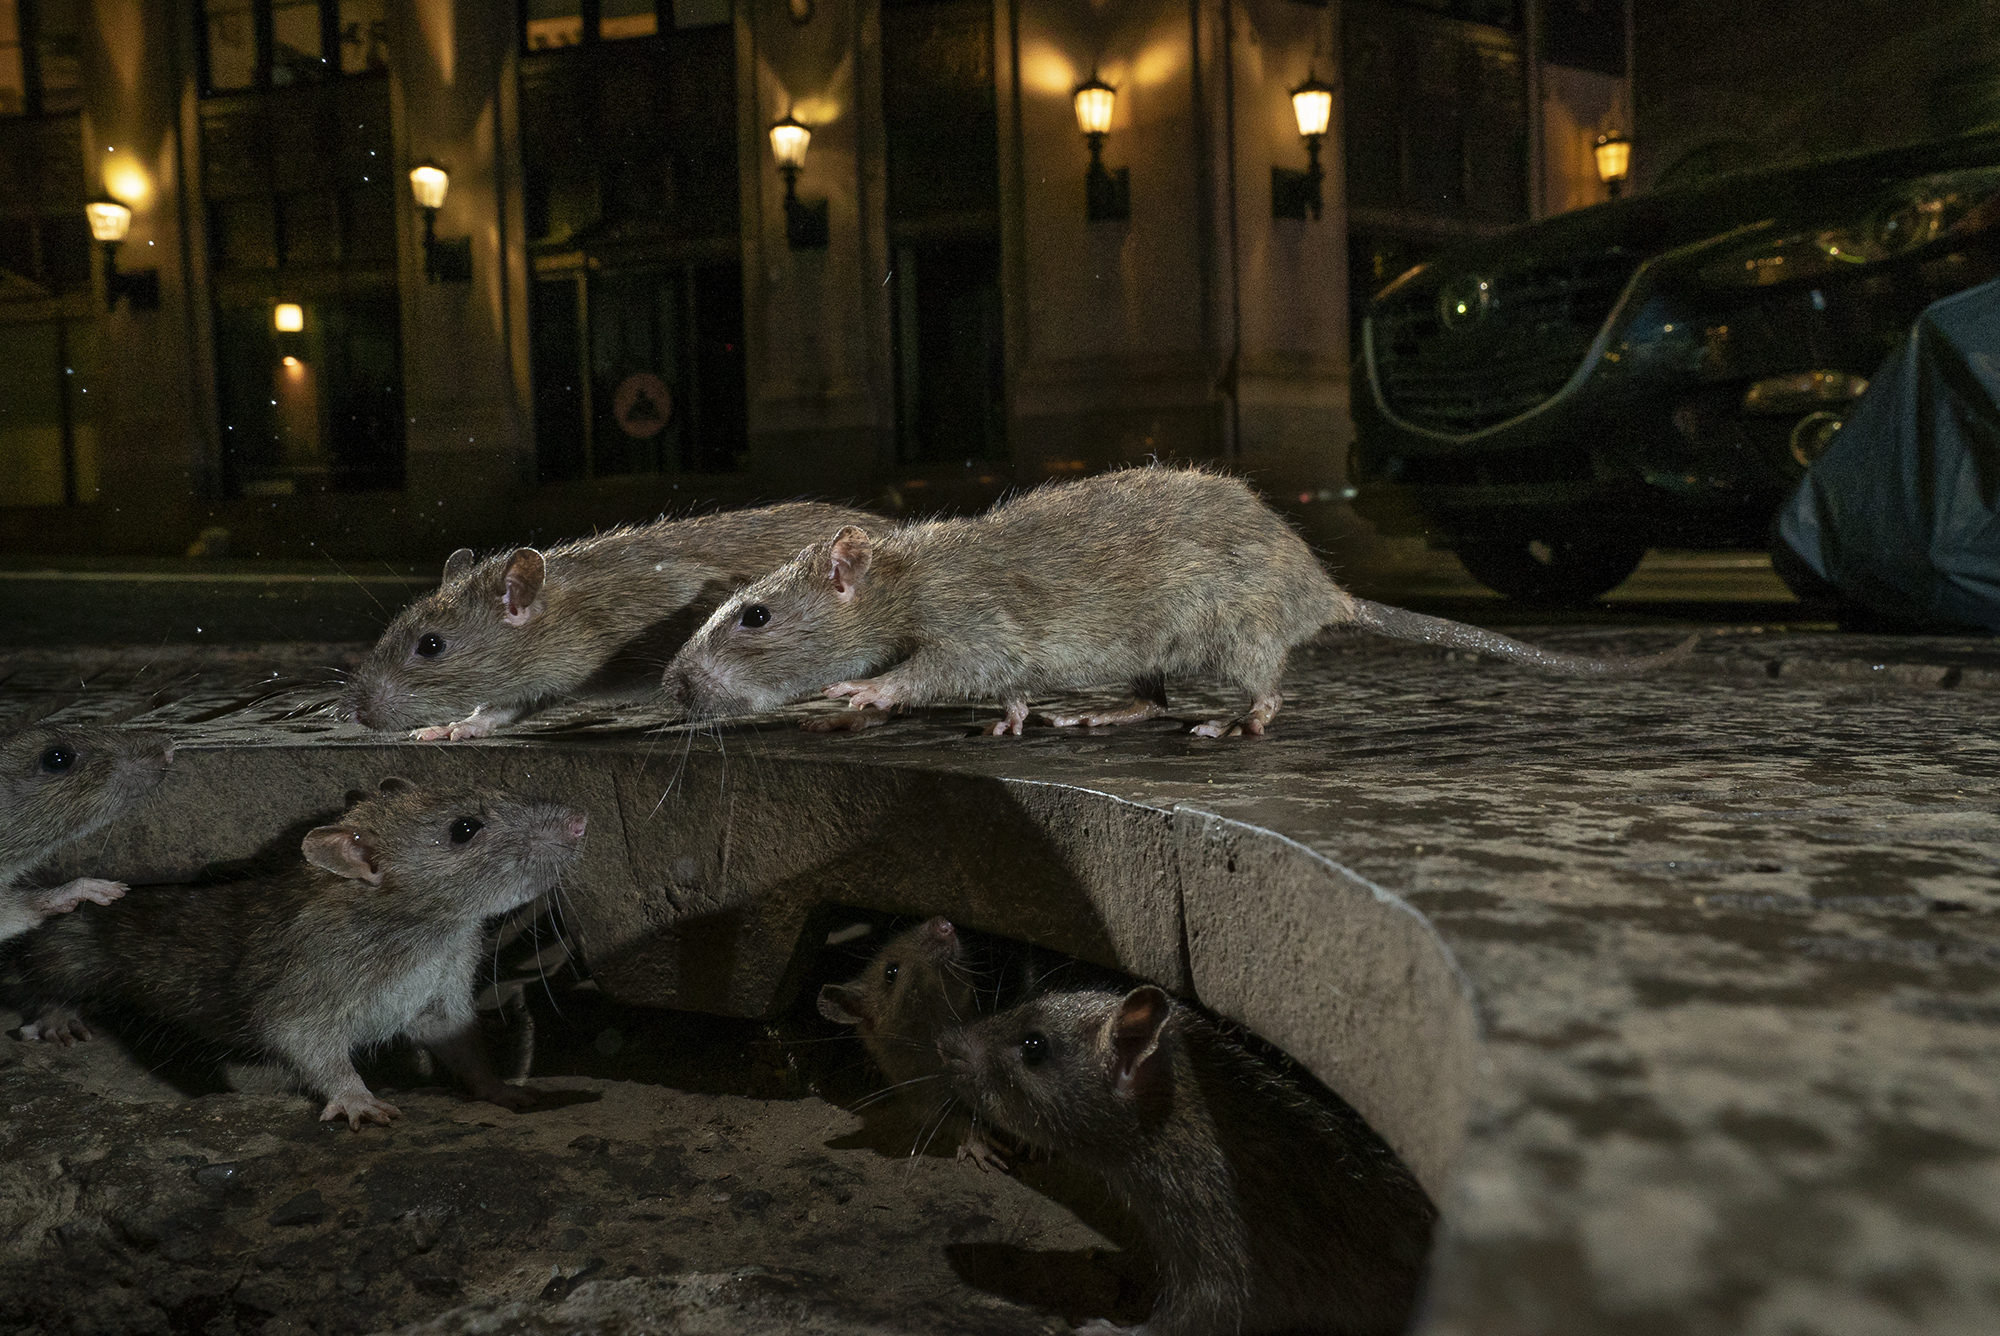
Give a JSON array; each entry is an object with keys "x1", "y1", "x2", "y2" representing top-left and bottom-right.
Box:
[
  {"x1": 38, "y1": 747, "x2": 76, "y2": 775},
  {"x1": 1020, "y1": 1033, "x2": 1047, "y2": 1067},
  {"x1": 449, "y1": 817, "x2": 483, "y2": 844},
  {"x1": 415, "y1": 634, "x2": 446, "y2": 658},
  {"x1": 739, "y1": 605, "x2": 770, "y2": 630},
  {"x1": 883, "y1": 962, "x2": 900, "y2": 986}
]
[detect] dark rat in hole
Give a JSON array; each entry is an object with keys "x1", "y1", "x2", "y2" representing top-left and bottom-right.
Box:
[
  {"x1": 342, "y1": 500, "x2": 877, "y2": 739},
  {"x1": 0, "y1": 723, "x2": 174, "y2": 944},
  {"x1": 663, "y1": 466, "x2": 1694, "y2": 736},
  {"x1": 942, "y1": 984, "x2": 1436, "y2": 1336},
  {"x1": 11, "y1": 777, "x2": 587, "y2": 1129}
]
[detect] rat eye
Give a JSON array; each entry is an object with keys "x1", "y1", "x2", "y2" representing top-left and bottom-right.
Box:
[
  {"x1": 1020, "y1": 1033, "x2": 1048, "y2": 1067},
  {"x1": 38, "y1": 747, "x2": 76, "y2": 775},
  {"x1": 882, "y1": 961, "x2": 900, "y2": 986},
  {"x1": 415, "y1": 634, "x2": 446, "y2": 658},
  {"x1": 449, "y1": 817, "x2": 483, "y2": 844},
  {"x1": 739, "y1": 605, "x2": 770, "y2": 630}
]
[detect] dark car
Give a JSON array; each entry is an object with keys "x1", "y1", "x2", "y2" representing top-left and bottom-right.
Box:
[{"x1": 1348, "y1": 130, "x2": 2000, "y2": 603}]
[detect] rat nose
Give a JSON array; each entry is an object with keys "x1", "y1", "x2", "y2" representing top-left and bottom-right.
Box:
[
  {"x1": 565, "y1": 812, "x2": 589, "y2": 842},
  {"x1": 925, "y1": 917, "x2": 956, "y2": 941}
]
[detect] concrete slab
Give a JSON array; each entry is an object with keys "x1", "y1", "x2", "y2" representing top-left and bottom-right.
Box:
[{"x1": 4, "y1": 624, "x2": 1998, "y2": 1335}]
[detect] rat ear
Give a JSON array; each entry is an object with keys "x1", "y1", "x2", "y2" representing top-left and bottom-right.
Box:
[
  {"x1": 501, "y1": 548, "x2": 547, "y2": 627},
  {"x1": 377, "y1": 777, "x2": 416, "y2": 795},
  {"x1": 442, "y1": 548, "x2": 476, "y2": 584},
  {"x1": 342, "y1": 788, "x2": 370, "y2": 808},
  {"x1": 817, "y1": 983, "x2": 875, "y2": 1028},
  {"x1": 301, "y1": 825, "x2": 384, "y2": 885},
  {"x1": 827, "y1": 527, "x2": 872, "y2": 602},
  {"x1": 1109, "y1": 986, "x2": 1172, "y2": 1098}
]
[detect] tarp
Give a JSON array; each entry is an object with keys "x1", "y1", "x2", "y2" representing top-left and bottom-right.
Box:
[{"x1": 1777, "y1": 276, "x2": 2000, "y2": 632}]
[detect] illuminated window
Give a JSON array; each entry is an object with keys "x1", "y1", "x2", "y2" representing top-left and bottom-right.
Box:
[
  {"x1": 197, "y1": 1, "x2": 389, "y2": 94},
  {"x1": 523, "y1": 1, "x2": 725, "y2": 52}
]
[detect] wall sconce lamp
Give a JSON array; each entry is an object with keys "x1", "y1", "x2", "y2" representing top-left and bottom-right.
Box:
[
  {"x1": 1594, "y1": 133, "x2": 1632, "y2": 200},
  {"x1": 1272, "y1": 73, "x2": 1334, "y2": 220},
  {"x1": 409, "y1": 161, "x2": 472, "y2": 282},
  {"x1": 1073, "y1": 76, "x2": 1129, "y2": 222},
  {"x1": 85, "y1": 198, "x2": 160, "y2": 310},
  {"x1": 770, "y1": 115, "x2": 829, "y2": 250}
]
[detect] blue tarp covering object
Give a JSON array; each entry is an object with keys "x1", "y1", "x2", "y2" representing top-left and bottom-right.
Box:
[{"x1": 1778, "y1": 276, "x2": 2000, "y2": 631}]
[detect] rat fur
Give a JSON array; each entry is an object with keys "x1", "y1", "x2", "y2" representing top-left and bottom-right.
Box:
[
  {"x1": 942, "y1": 985, "x2": 1436, "y2": 1336},
  {"x1": 10, "y1": 778, "x2": 586, "y2": 1129},
  {"x1": 0, "y1": 724, "x2": 173, "y2": 944},
  {"x1": 343, "y1": 500, "x2": 877, "y2": 738},
  {"x1": 662, "y1": 466, "x2": 1695, "y2": 737}
]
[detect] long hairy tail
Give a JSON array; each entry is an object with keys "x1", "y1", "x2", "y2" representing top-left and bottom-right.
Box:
[{"x1": 1347, "y1": 598, "x2": 1698, "y2": 677}]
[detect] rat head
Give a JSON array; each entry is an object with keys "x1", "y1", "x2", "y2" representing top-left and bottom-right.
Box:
[
  {"x1": 663, "y1": 525, "x2": 900, "y2": 719},
  {"x1": 299, "y1": 777, "x2": 587, "y2": 918},
  {"x1": 819, "y1": 917, "x2": 974, "y2": 1057},
  {"x1": 942, "y1": 985, "x2": 1177, "y2": 1157},
  {"x1": 0, "y1": 725, "x2": 175, "y2": 875},
  {"x1": 340, "y1": 547, "x2": 552, "y2": 731}
]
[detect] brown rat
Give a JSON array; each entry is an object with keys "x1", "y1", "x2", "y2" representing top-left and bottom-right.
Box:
[
  {"x1": 818, "y1": 917, "x2": 1014, "y2": 1169},
  {"x1": 941, "y1": 984, "x2": 1436, "y2": 1336},
  {"x1": 663, "y1": 466, "x2": 1694, "y2": 736},
  {"x1": 342, "y1": 500, "x2": 878, "y2": 739},
  {"x1": 0, "y1": 724, "x2": 174, "y2": 944},
  {"x1": 10, "y1": 777, "x2": 586, "y2": 1129}
]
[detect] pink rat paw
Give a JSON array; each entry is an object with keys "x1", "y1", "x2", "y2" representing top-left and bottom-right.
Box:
[
  {"x1": 20, "y1": 1006, "x2": 93, "y2": 1046},
  {"x1": 823, "y1": 680, "x2": 904, "y2": 712},
  {"x1": 31, "y1": 878, "x2": 127, "y2": 917},
  {"x1": 411, "y1": 716, "x2": 496, "y2": 742},
  {"x1": 321, "y1": 1090, "x2": 402, "y2": 1131},
  {"x1": 955, "y1": 1126, "x2": 1010, "y2": 1174}
]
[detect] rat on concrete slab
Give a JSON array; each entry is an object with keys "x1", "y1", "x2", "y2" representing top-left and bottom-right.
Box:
[
  {"x1": 818, "y1": 916, "x2": 1023, "y2": 1171},
  {"x1": 9, "y1": 777, "x2": 587, "y2": 1130},
  {"x1": 942, "y1": 984, "x2": 1436, "y2": 1336},
  {"x1": 342, "y1": 500, "x2": 879, "y2": 739},
  {"x1": 662, "y1": 466, "x2": 1695, "y2": 737},
  {"x1": 0, "y1": 724, "x2": 174, "y2": 946}
]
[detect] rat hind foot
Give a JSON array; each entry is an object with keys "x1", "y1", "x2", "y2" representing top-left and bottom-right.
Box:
[
  {"x1": 322, "y1": 1088, "x2": 402, "y2": 1131},
  {"x1": 1191, "y1": 691, "x2": 1283, "y2": 739},
  {"x1": 981, "y1": 701, "x2": 1032, "y2": 736},
  {"x1": 20, "y1": 1006, "x2": 93, "y2": 1046},
  {"x1": 30, "y1": 878, "x2": 127, "y2": 917}
]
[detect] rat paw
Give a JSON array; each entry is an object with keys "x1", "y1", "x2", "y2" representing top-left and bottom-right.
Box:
[
  {"x1": 802, "y1": 709, "x2": 893, "y2": 733},
  {"x1": 31, "y1": 878, "x2": 128, "y2": 916},
  {"x1": 823, "y1": 680, "x2": 903, "y2": 712},
  {"x1": 412, "y1": 716, "x2": 496, "y2": 742},
  {"x1": 20, "y1": 1007, "x2": 93, "y2": 1046},
  {"x1": 955, "y1": 1128, "x2": 1010, "y2": 1173},
  {"x1": 1191, "y1": 716, "x2": 1266, "y2": 739},
  {"x1": 321, "y1": 1091, "x2": 402, "y2": 1130}
]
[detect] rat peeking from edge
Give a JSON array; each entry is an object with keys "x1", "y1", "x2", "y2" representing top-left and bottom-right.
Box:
[
  {"x1": 662, "y1": 466, "x2": 1695, "y2": 737},
  {"x1": 10, "y1": 778, "x2": 587, "y2": 1130},
  {"x1": 0, "y1": 724, "x2": 175, "y2": 945}
]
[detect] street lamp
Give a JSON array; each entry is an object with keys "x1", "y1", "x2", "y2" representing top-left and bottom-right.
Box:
[
  {"x1": 1273, "y1": 72, "x2": 1334, "y2": 220},
  {"x1": 1594, "y1": 133, "x2": 1632, "y2": 200},
  {"x1": 273, "y1": 303, "x2": 305, "y2": 333},
  {"x1": 409, "y1": 161, "x2": 471, "y2": 281},
  {"x1": 769, "y1": 114, "x2": 829, "y2": 249},
  {"x1": 1073, "y1": 75, "x2": 1129, "y2": 222},
  {"x1": 86, "y1": 196, "x2": 160, "y2": 311}
]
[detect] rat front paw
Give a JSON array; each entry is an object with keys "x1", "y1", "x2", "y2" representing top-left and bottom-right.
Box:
[
  {"x1": 321, "y1": 1090, "x2": 402, "y2": 1130},
  {"x1": 20, "y1": 1007, "x2": 93, "y2": 1046},
  {"x1": 823, "y1": 680, "x2": 902, "y2": 711},
  {"x1": 955, "y1": 1127, "x2": 1010, "y2": 1174},
  {"x1": 412, "y1": 715, "x2": 496, "y2": 742},
  {"x1": 31, "y1": 879, "x2": 128, "y2": 917}
]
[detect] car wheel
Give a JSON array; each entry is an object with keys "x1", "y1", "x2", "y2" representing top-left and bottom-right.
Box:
[{"x1": 1452, "y1": 536, "x2": 1648, "y2": 605}]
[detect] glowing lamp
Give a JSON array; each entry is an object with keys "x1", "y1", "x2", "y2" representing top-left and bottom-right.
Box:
[
  {"x1": 1072, "y1": 76, "x2": 1128, "y2": 221},
  {"x1": 409, "y1": 162, "x2": 449, "y2": 210},
  {"x1": 1594, "y1": 134, "x2": 1632, "y2": 198},
  {"x1": 274, "y1": 303, "x2": 305, "y2": 333},
  {"x1": 1290, "y1": 74, "x2": 1334, "y2": 139},
  {"x1": 1072, "y1": 77, "x2": 1115, "y2": 137},
  {"x1": 86, "y1": 198, "x2": 132, "y2": 243},
  {"x1": 769, "y1": 116, "x2": 811, "y2": 172},
  {"x1": 769, "y1": 115, "x2": 827, "y2": 248}
]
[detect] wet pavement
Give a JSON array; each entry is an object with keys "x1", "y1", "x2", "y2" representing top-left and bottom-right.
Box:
[{"x1": 2, "y1": 556, "x2": 1997, "y2": 1336}]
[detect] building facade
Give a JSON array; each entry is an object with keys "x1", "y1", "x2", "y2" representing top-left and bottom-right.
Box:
[{"x1": 0, "y1": 0, "x2": 1623, "y2": 560}]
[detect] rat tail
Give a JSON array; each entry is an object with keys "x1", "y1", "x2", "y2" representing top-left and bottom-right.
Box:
[{"x1": 1345, "y1": 598, "x2": 1699, "y2": 677}]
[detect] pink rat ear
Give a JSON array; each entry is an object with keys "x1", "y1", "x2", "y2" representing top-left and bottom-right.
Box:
[
  {"x1": 1110, "y1": 986, "x2": 1172, "y2": 1098},
  {"x1": 827, "y1": 527, "x2": 873, "y2": 602},
  {"x1": 301, "y1": 826, "x2": 385, "y2": 885},
  {"x1": 442, "y1": 548, "x2": 476, "y2": 584},
  {"x1": 501, "y1": 548, "x2": 547, "y2": 627}
]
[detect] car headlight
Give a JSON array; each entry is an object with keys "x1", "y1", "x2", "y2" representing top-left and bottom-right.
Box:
[{"x1": 1700, "y1": 167, "x2": 2000, "y2": 287}]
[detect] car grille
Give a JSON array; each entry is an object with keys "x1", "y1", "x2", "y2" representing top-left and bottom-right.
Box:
[{"x1": 1369, "y1": 250, "x2": 1642, "y2": 435}]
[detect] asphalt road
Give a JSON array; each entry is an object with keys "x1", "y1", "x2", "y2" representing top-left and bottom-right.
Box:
[{"x1": 2, "y1": 550, "x2": 1816, "y2": 648}]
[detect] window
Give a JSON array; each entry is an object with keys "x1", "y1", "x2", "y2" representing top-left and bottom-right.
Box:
[
  {"x1": 1, "y1": 0, "x2": 84, "y2": 118},
  {"x1": 198, "y1": 0, "x2": 388, "y2": 95},
  {"x1": 522, "y1": 0, "x2": 729, "y2": 53},
  {"x1": 0, "y1": 319, "x2": 95, "y2": 506}
]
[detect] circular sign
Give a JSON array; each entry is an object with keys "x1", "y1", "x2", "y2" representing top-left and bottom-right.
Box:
[{"x1": 613, "y1": 372, "x2": 672, "y2": 439}]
